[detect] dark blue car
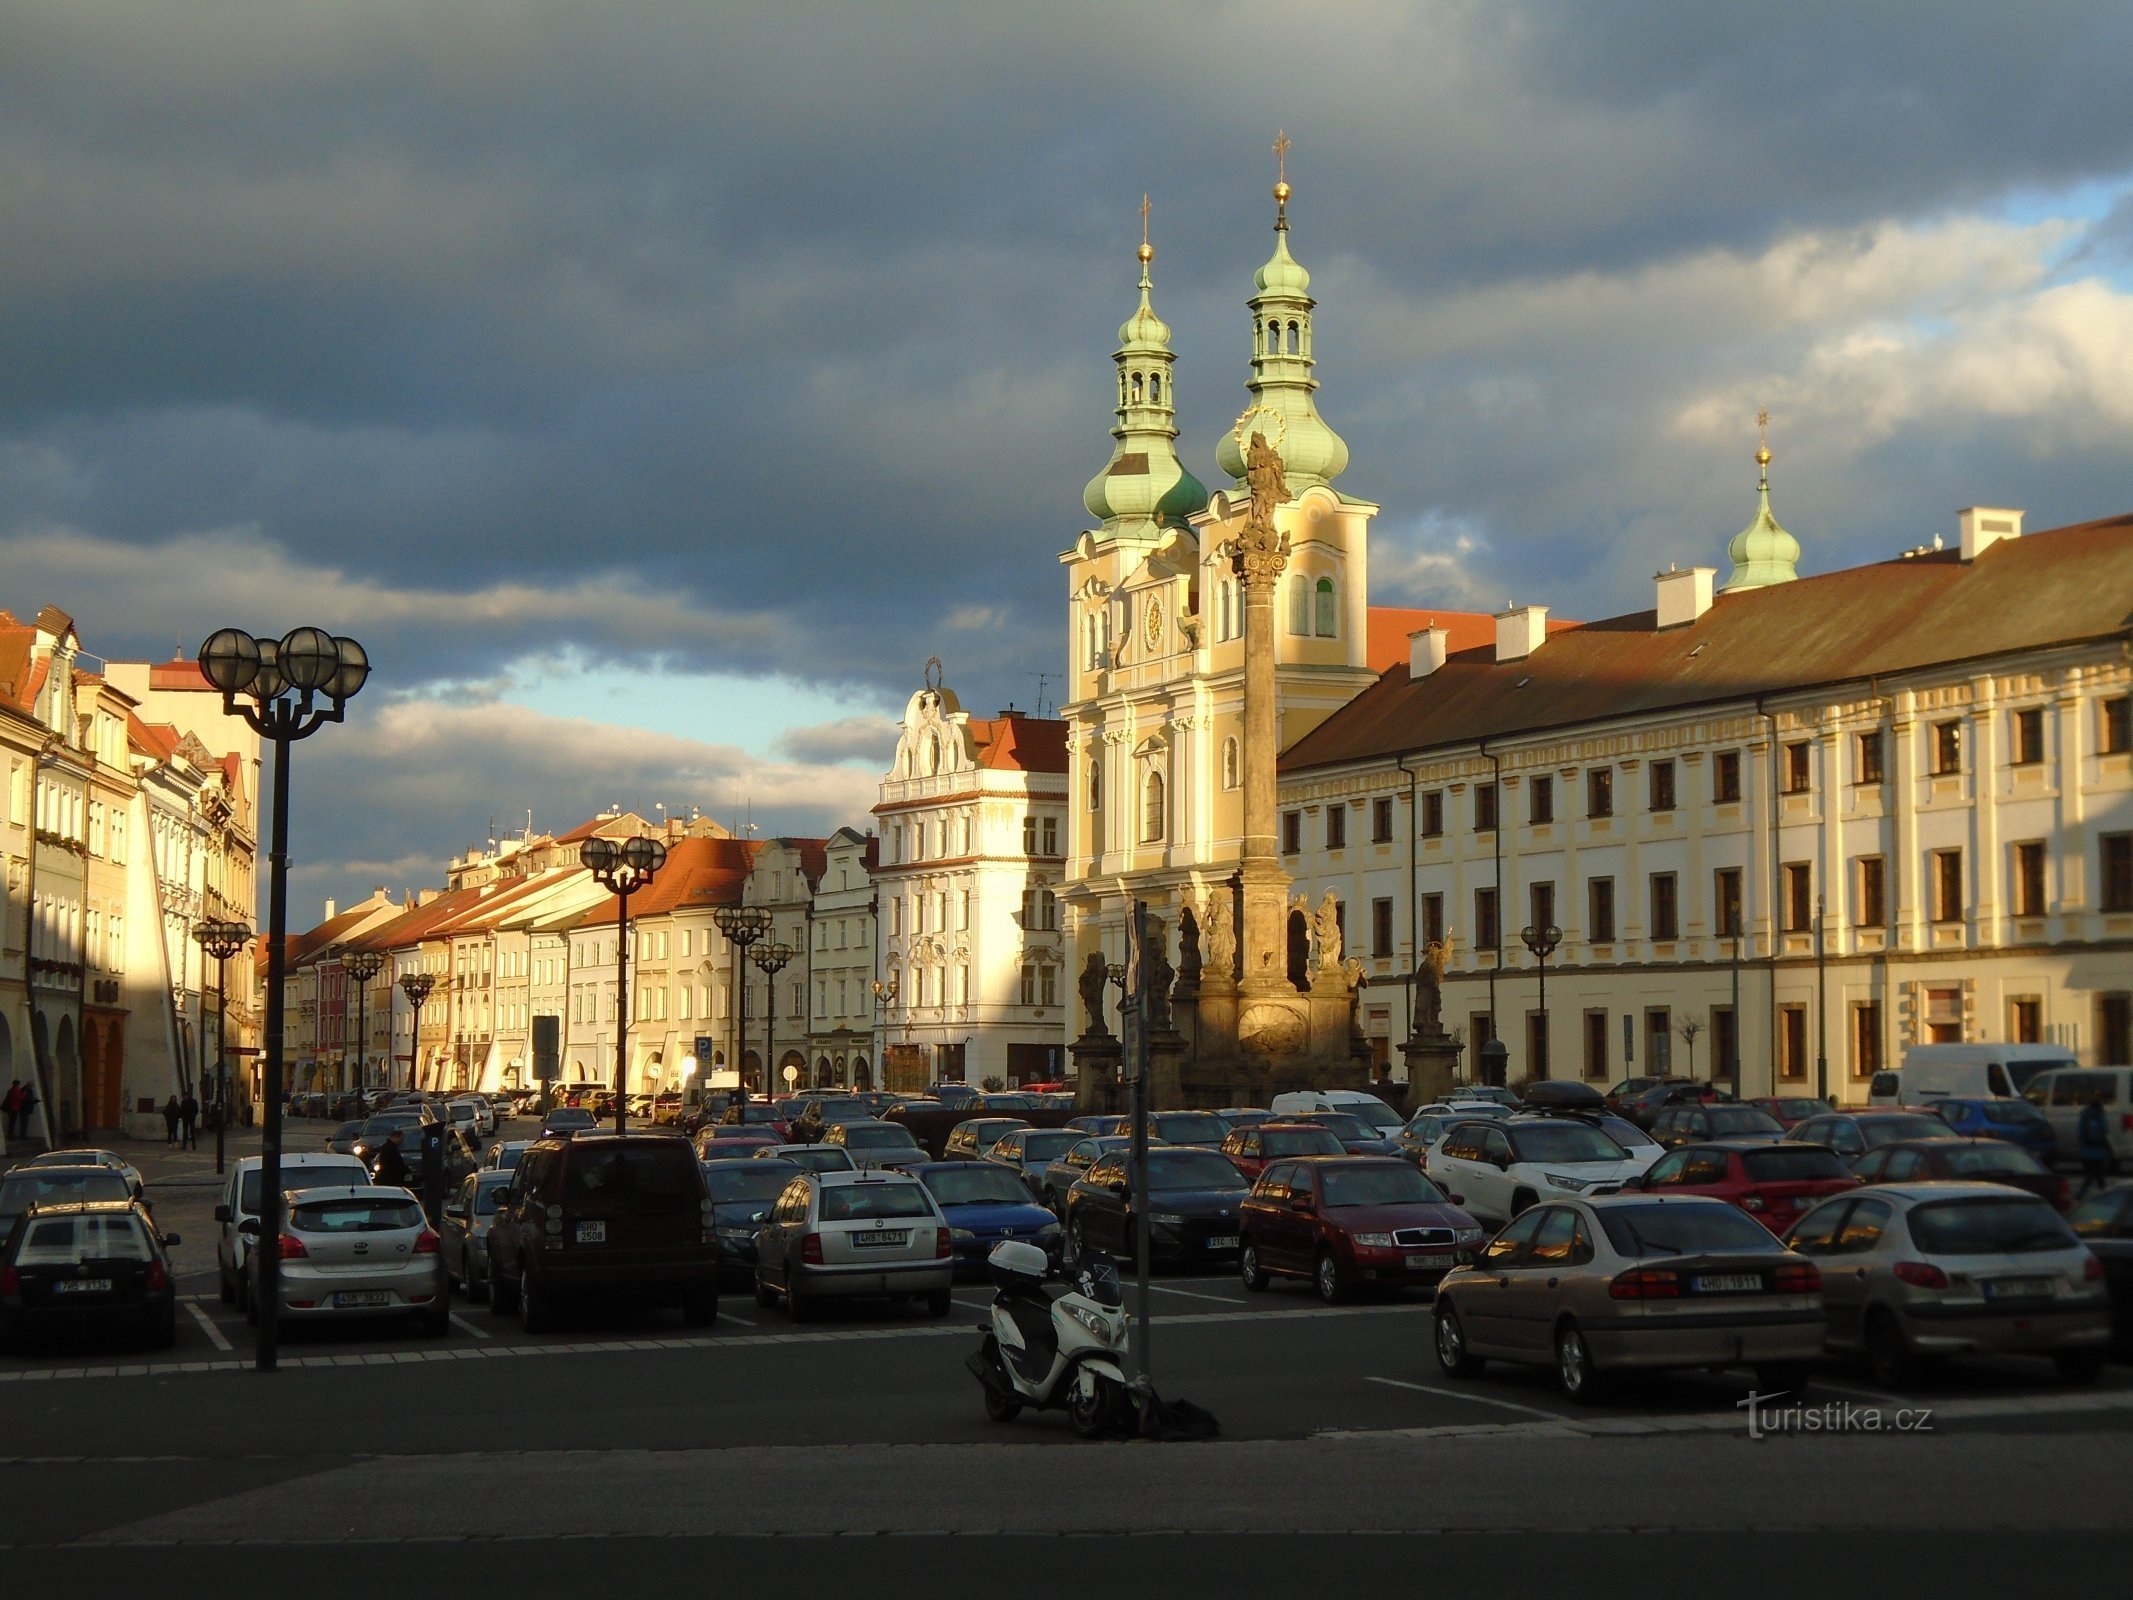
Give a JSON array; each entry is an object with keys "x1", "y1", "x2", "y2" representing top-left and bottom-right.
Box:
[
  {"x1": 1931, "y1": 1097, "x2": 2058, "y2": 1163},
  {"x1": 913, "y1": 1161, "x2": 1061, "y2": 1273},
  {"x1": 701, "y1": 1159, "x2": 802, "y2": 1276}
]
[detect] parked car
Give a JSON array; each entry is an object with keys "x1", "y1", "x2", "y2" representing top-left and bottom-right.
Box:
[
  {"x1": 982, "y1": 1126, "x2": 1085, "y2": 1193},
  {"x1": 822, "y1": 1120, "x2": 929, "y2": 1172},
  {"x1": 1591, "y1": 1115, "x2": 1667, "y2": 1176},
  {"x1": 1394, "y1": 1106, "x2": 1505, "y2": 1166},
  {"x1": 1239, "y1": 1156, "x2": 1483, "y2": 1302},
  {"x1": 1869, "y1": 1043, "x2": 2077, "y2": 1106},
  {"x1": 269, "y1": 1184, "x2": 449, "y2": 1336},
  {"x1": 924, "y1": 1083, "x2": 981, "y2": 1109},
  {"x1": 720, "y1": 1100, "x2": 794, "y2": 1140},
  {"x1": 695, "y1": 1131, "x2": 781, "y2": 1163},
  {"x1": 788, "y1": 1095, "x2": 875, "y2": 1145},
  {"x1": 439, "y1": 1169, "x2": 516, "y2": 1296},
  {"x1": 1627, "y1": 1140, "x2": 1860, "y2": 1231},
  {"x1": 325, "y1": 1120, "x2": 364, "y2": 1156},
  {"x1": 2067, "y1": 1183, "x2": 2133, "y2": 1353},
  {"x1": 1849, "y1": 1137, "x2": 2071, "y2": 1211},
  {"x1": 1268, "y1": 1090, "x2": 1405, "y2": 1136},
  {"x1": 752, "y1": 1143, "x2": 859, "y2": 1174},
  {"x1": 0, "y1": 1201, "x2": 179, "y2": 1352},
  {"x1": 1611, "y1": 1079, "x2": 1729, "y2": 1130},
  {"x1": 1423, "y1": 1116, "x2": 1644, "y2": 1227},
  {"x1": 1649, "y1": 1102, "x2": 1787, "y2": 1149},
  {"x1": 349, "y1": 1112, "x2": 433, "y2": 1168},
  {"x1": 215, "y1": 1151, "x2": 370, "y2": 1310},
  {"x1": 24, "y1": 1148, "x2": 145, "y2": 1199},
  {"x1": 1433, "y1": 1195, "x2": 1826, "y2": 1401},
  {"x1": 1037, "y1": 1135, "x2": 1139, "y2": 1214},
  {"x1": 485, "y1": 1140, "x2": 535, "y2": 1171},
  {"x1": 942, "y1": 1117, "x2": 1031, "y2": 1161},
  {"x1": 1284, "y1": 1110, "x2": 1399, "y2": 1156},
  {"x1": 2025, "y1": 1066, "x2": 2133, "y2": 1172},
  {"x1": 751, "y1": 1169, "x2": 953, "y2": 1319},
  {"x1": 1781, "y1": 1108, "x2": 1950, "y2": 1160},
  {"x1": 1746, "y1": 1096, "x2": 1833, "y2": 1130},
  {"x1": 0, "y1": 1165, "x2": 134, "y2": 1236},
  {"x1": 1929, "y1": 1097, "x2": 2058, "y2": 1164},
  {"x1": 702, "y1": 1159, "x2": 804, "y2": 1279},
  {"x1": 486, "y1": 1132, "x2": 719, "y2": 1331},
  {"x1": 1782, "y1": 1182, "x2": 2110, "y2": 1386},
  {"x1": 914, "y1": 1161, "x2": 1062, "y2": 1272},
  {"x1": 1221, "y1": 1120, "x2": 1348, "y2": 1182},
  {"x1": 1217, "y1": 1108, "x2": 1275, "y2": 1131},
  {"x1": 1063, "y1": 1146, "x2": 1250, "y2": 1267}
]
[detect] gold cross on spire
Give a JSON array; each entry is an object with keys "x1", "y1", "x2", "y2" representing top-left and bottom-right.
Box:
[
  {"x1": 1755, "y1": 408, "x2": 1773, "y2": 489},
  {"x1": 1272, "y1": 129, "x2": 1292, "y2": 228},
  {"x1": 1138, "y1": 193, "x2": 1152, "y2": 266}
]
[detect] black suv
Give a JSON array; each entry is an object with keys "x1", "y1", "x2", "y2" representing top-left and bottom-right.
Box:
[{"x1": 486, "y1": 1132, "x2": 717, "y2": 1332}]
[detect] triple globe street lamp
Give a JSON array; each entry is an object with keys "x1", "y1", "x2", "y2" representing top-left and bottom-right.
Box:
[
  {"x1": 192, "y1": 917, "x2": 252, "y2": 1177},
  {"x1": 1519, "y1": 922, "x2": 1562, "y2": 1080},
  {"x1": 751, "y1": 940, "x2": 795, "y2": 1098},
  {"x1": 197, "y1": 624, "x2": 369, "y2": 1373},
  {"x1": 343, "y1": 948, "x2": 385, "y2": 1096},
  {"x1": 581, "y1": 835, "x2": 667, "y2": 1135},
  {"x1": 713, "y1": 905, "x2": 771, "y2": 1107},
  {"x1": 399, "y1": 971, "x2": 437, "y2": 1093}
]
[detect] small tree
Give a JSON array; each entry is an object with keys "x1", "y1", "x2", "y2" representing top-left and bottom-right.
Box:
[{"x1": 1675, "y1": 1017, "x2": 1704, "y2": 1079}]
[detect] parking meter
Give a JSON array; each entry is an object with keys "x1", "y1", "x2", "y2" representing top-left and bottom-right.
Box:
[{"x1": 419, "y1": 1121, "x2": 447, "y2": 1223}]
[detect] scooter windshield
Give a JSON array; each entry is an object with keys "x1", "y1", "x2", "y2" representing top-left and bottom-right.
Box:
[{"x1": 1078, "y1": 1260, "x2": 1124, "y2": 1308}]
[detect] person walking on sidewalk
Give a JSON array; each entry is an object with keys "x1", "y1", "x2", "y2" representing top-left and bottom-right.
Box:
[
  {"x1": 2077, "y1": 1091, "x2": 2113, "y2": 1199},
  {"x1": 2, "y1": 1081, "x2": 21, "y2": 1141},
  {"x1": 179, "y1": 1089, "x2": 200, "y2": 1150},
  {"x1": 162, "y1": 1094, "x2": 182, "y2": 1145}
]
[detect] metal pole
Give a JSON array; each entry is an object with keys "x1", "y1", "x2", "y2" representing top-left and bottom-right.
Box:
[
  {"x1": 257, "y1": 731, "x2": 291, "y2": 1373},
  {"x1": 1815, "y1": 894, "x2": 1828, "y2": 1102},
  {"x1": 1536, "y1": 952, "x2": 1547, "y2": 1078},
  {"x1": 762, "y1": 968, "x2": 773, "y2": 1104},
  {"x1": 735, "y1": 949, "x2": 748, "y2": 1109},
  {"x1": 1129, "y1": 900, "x2": 1151, "y2": 1396},
  {"x1": 1729, "y1": 929, "x2": 1743, "y2": 1101},
  {"x1": 212, "y1": 953, "x2": 228, "y2": 1176},
  {"x1": 615, "y1": 887, "x2": 631, "y2": 1136}
]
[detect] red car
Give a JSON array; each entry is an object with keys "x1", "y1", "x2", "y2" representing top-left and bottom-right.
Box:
[
  {"x1": 1747, "y1": 1096, "x2": 1833, "y2": 1130},
  {"x1": 720, "y1": 1099, "x2": 792, "y2": 1141},
  {"x1": 1220, "y1": 1120, "x2": 1347, "y2": 1182},
  {"x1": 1850, "y1": 1137, "x2": 2072, "y2": 1212},
  {"x1": 693, "y1": 1127, "x2": 781, "y2": 1163},
  {"x1": 1627, "y1": 1140, "x2": 1861, "y2": 1232},
  {"x1": 1239, "y1": 1156, "x2": 1483, "y2": 1301}
]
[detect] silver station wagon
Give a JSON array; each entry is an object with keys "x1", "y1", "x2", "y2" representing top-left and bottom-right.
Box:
[{"x1": 752, "y1": 1169, "x2": 953, "y2": 1321}]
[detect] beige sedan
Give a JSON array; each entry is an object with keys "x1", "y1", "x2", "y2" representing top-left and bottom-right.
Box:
[{"x1": 1433, "y1": 1193, "x2": 1826, "y2": 1401}]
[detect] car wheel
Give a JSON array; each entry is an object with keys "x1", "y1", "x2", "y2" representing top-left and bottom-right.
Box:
[
  {"x1": 682, "y1": 1288, "x2": 719, "y2": 1329},
  {"x1": 1067, "y1": 1218, "x2": 1087, "y2": 1268},
  {"x1": 753, "y1": 1273, "x2": 779, "y2": 1309},
  {"x1": 2053, "y1": 1349, "x2": 2106, "y2": 1383},
  {"x1": 924, "y1": 1288, "x2": 952, "y2": 1317},
  {"x1": 1865, "y1": 1310, "x2": 1917, "y2": 1390},
  {"x1": 1754, "y1": 1363, "x2": 1809, "y2": 1399},
  {"x1": 1555, "y1": 1319, "x2": 1607, "y2": 1402},
  {"x1": 1314, "y1": 1251, "x2": 1345, "y2": 1306},
  {"x1": 1435, "y1": 1300, "x2": 1485, "y2": 1377},
  {"x1": 1509, "y1": 1187, "x2": 1538, "y2": 1217},
  {"x1": 520, "y1": 1271, "x2": 558, "y2": 1335},
  {"x1": 1239, "y1": 1240, "x2": 1268, "y2": 1292}
]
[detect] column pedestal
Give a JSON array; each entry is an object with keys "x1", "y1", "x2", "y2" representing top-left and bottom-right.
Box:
[{"x1": 1070, "y1": 1035, "x2": 1124, "y2": 1115}]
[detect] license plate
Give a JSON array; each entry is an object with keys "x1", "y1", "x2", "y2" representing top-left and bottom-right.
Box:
[
  {"x1": 852, "y1": 1229, "x2": 908, "y2": 1248},
  {"x1": 1405, "y1": 1252, "x2": 1454, "y2": 1270},
  {"x1": 333, "y1": 1291, "x2": 392, "y2": 1308},
  {"x1": 55, "y1": 1278, "x2": 113, "y2": 1295},
  {"x1": 1693, "y1": 1273, "x2": 1764, "y2": 1293},
  {"x1": 576, "y1": 1220, "x2": 606, "y2": 1244},
  {"x1": 1208, "y1": 1234, "x2": 1239, "y2": 1250},
  {"x1": 1984, "y1": 1276, "x2": 2054, "y2": 1301}
]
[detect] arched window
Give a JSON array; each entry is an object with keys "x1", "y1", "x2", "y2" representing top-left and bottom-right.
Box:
[
  {"x1": 1130, "y1": 373, "x2": 1144, "y2": 404},
  {"x1": 1287, "y1": 320, "x2": 1300, "y2": 354},
  {"x1": 1118, "y1": 373, "x2": 1128, "y2": 408},
  {"x1": 1222, "y1": 737, "x2": 1240, "y2": 790},
  {"x1": 1314, "y1": 576, "x2": 1337, "y2": 637},
  {"x1": 1142, "y1": 769, "x2": 1166, "y2": 843},
  {"x1": 1149, "y1": 374, "x2": 1161, "y2": 404},
  {"x1": 1288, "y1": 575, "x2": 1310, "y2": 635},
  {"x1": 1089, "y1": 757, "x2": 1102, "y2": 811}
]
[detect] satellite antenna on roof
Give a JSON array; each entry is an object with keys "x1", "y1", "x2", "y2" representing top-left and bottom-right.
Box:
[{"x1": 1026, "y1": 671, "x2": 1054, "y2": 717}]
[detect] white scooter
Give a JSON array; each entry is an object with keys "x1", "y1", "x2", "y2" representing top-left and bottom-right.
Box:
[{"x1": 967, "y1": 1239, "x2": 1134, "y2": 1437}]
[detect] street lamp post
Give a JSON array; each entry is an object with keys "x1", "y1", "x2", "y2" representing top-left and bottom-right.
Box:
[
  {"x1": 344, "y1": 948, "x2": 384, "y2": 1102},
  {"x1": 582, "y1": 836, "x2": 667, "y2": 1135},
  {"x1": 751, "y1": 941, "x2": 794, "y2": 1101},
  {"x1": 869, "y1": 976, "x2": 897, "y2": 1095},
  {"x1": 1729, "y1": 927, "x2": 1744, "y2": 1100},
  {"x1": 1814, "y1": 893, "x2": 1829, "y2": 1103},
  {"x1": 714, "y1": 906, "x2": 771, "y2": 1108},
  {"x1": 399, "y1": 971, "x2": 436, "y2": 1094},
  {"x1": 196, "y1": 625, "x2": 368, "y2": 1373},
  {"x1": 1518, "y1": 922, "x2": 1562, "y2": 1079},
  {"x1": 193, "y1": 919, "x2": 251, "y2": 1177}
]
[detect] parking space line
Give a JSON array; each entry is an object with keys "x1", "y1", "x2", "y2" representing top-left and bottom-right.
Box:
[
  {"x1": 1365, "y1": 1374, "x2": 1569, "y2": 1421},
  {"x1": 1804, "y1": 1377, "x2": 1902, "y2": 1403},
  {"x1": 718, "y1": 1310, "x2": 756, "y2": 1327},
  {"x1": 448, "y1": 1314, "x2": 491, "y2": 1340},
  {"x1": 1147, "y1": 1284, "x2": 1241, "y2": 1304},
  {"x1": 184, "y1": 1304, "x2": 234, "y2": 1353}
]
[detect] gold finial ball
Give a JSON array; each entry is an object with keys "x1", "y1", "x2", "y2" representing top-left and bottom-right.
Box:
[
  {"x1": 1755, "y1": 446, "x2": 1773, "y2": 466},
  {"x1": 1137, "y1": 242, "x2": 1154, "y2": 263},
  {"x1": 1273, "y1": 180, "x2": 1291, "y2": 203}
]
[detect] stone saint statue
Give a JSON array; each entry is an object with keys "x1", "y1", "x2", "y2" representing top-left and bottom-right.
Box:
[
  {"x1": 1142, "y1": 918, "x2": 1175, "y2": 1030},
  {"x1": 1177, "y1": 902, "x2": 1202, "y2": 984},
  {"x1": 1244, "y1": 429, "x2": 1290, "y2": 542},
  {"x1": 1203, "y1": 891, "x2": 1235, "y2": 979},
  {"x1": 1315, "y1": 889, "x2": 1344, "y2": 971},
  {"x1": 1414, "y1": 927, "x2": 1456, "y2": 1035},
  {"x1": 1078, "y1": 951, "x2": 1110, "y2": 1037}
]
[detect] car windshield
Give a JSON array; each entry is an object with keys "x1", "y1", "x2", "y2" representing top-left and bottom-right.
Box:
[
  {"x1": 1861, "y1": 1115, "x2": 1950, "y2": 1147},
  {"x1": 1768, "y1": 1098, "x2": 1833, "y2": 1120},
  {"x1": 1146, "y1": 1150, "x2": 1249, "y2": 1193},
  {"x1": 808, "y1": 1099, "x2": 869, "y2": 1121},
  {"x1": 703, "y1": 1165, "x2": 800, "y2": 1204},
  {"x1": 492, "y1": 1147, "x2": 526, "y2": 1171},
  {"x1": 471, "y1": 1179, "x2": 510, "y2": 1215},
  {"x1": 1976, "y1": 1101, "x2": 2048, "y2": 1126},
  {"x1": 1707, "y1": 1107, "x2": 1784, "y2": 1137},
  {"x1": 2007, "y1": 1059, "x2": 2073, "y2": 1094},
  {"x1": 842, "y1": 1125, "x2": 920, "y2": 1149},
  {"x1": 238, "y1": 1166, "x2": 364, "y2": 1212},
  {"x1": 1263, "y1": 1128, "x2": 1346, "y2": 1158},
  {"x1": 359, "y1": 1116, "x2": 424, "y2": 1139},
  {"x1": 1741, "y1": 1147, "x2": 1850, "y2": 1182},
  {"x1": 1936, "y1": 1143, "x2": 2041, "y2": 1176},
  {"x1": 0, "y1": 1169, "x2": 130, "y2": 1217},
  {"x1": 1907, "y1": 1196, "x2": 2076, "y2": 1255},
  {"x1": 544, "y1": 1110, "x2": 595, "y2": 1129},
  {"x1": 12, "y1": 1213, "x2": 153, "y2": 1265},
  {"x1": 330, "y1": 1122, "x2": 361, "y2": 1141},
  {"x1": 1598, "y1": 1202, "x2": 1786, "y2": 1258},
  {"x1": 291, "y1": 1195, "x2": 426, "y2": 1233},
  {"x1": 1599, "y1": 1117, "x2": 1658, "y2": 1149},
  {"x1": 1321, "y1": 1165, "x2": 1446, "y2": 1207},
  {"x1": 1347, "y1": 1098, "x2": 1406, "y2": 1132},
  {"x1": 1016, "y1": 1131, "x2": 1080, "y2": 1162},
  {"x1": 1304, "y1": 1114, "x2": 1372, "y2": 1142},
  {"x1": 1508, "y1": 1124, "x2": 1629, "y2": 1163},
  {"x1": 787, "y1": 1148, "x2": 855, "y2": 1171},
  {"x1": 818, "y1": 1183, "x2": 934, "y2": 1221},
  {"x1": 923, "y1": 1168, "x2": 1033, "y2": 1207},
  {"x1": 735, "y1": 1105, "x2": 782, "y2": 1124},
  {"x1": 1151, "y1": 1114, "x2": 1228, "y2": 1145}
]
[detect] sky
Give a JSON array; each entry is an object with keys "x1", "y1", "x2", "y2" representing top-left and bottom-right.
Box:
[{"x1": 6, "y1": 1, "x2": 2133, "y2": 921}]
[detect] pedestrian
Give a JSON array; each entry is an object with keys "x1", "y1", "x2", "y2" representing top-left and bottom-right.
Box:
[
  {"x1": 179, "y1": 1089, "x2": 200, "y2": 1150},
  {"x1": 16, "y1": 1081, "x2": 36, "y2": 1140},
  {"x1": 372, "y1": 1128, "x2": 411, "y2": 1188},
  {"x1": 2, "y1": 1081, "x2": 20, "y2": 1141},
  {"x1": 162, "y1": 1094, "x2": 182, "y2": 1146},
  {"x1": 2077, "y1": 1090, "x2": 2113, "y2": 1199}
]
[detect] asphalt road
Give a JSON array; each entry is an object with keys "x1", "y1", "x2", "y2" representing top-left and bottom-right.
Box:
[{"x1": 5, "y1": 1121, "x2": 2129, "y2": 1589}]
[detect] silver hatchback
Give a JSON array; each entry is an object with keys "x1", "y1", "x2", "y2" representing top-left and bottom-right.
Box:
[
  {"x1": 272, "y1": 1185, "x2": 449, "y2": 1336},
  {"x1": 1782, "y1": 1181, "x2": 2110, "y2": 1387},
  {"x1": 752, "y1": 1169, "x2": 952, "y2": 1321}
]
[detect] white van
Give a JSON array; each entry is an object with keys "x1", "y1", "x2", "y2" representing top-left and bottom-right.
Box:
[
  {"x1": 2024, "y1": 1065, "x2": 2133, "y2": 1170},
  {"x1": 1268, "y1": 1089, "x2": 1405, "y2": 1135},
  {"x1": 1867, "y1": 1043, "x2": 2078, "y2": 1107},
  {"x1": 215, "y1": 1152, "x2": 370, "y2": 1309}
]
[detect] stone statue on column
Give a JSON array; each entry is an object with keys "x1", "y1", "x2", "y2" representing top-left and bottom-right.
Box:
[
  {"x1": 1315, "y1": 890, "x2": 1344, "y2": 973},
  {"x1": 1414, "y1": 928, "x2": 1456, "y2": 1036},
  {"x1": 1202, "y1": 891, "x2": 1235, "y2": 981},
  {"x1": 1078, "y1": 951, "x2": 1111, "y2": 1037}
]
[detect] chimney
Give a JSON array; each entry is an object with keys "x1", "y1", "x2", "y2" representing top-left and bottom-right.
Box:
[
  {"x1": 1408, "y1": 624, "x2": 1449, "y2": 679},
  {"x1": 323, "y1": 898, "x2": 337, "y2": 921},
  {"x1": 1494, "y1": 603, "x2": 1548, "y2": 663},
  {"x1": 1654, "y1": 565, "x2": 1716, "y2": 629},
  {"x1": 1958, "y1": 506, "x2": 2023, "y2": 562}
]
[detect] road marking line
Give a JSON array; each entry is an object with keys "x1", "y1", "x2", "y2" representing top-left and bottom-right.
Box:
[
  {"x1": 1803, "y1": 1377, "x2": 1901, "y2": 1403},
  {"x1": 185, "y1": 1304, "x2": 234, "y2": 1353},
  {"x1": 1365, "y1": 1374, "x2": 1569, "y2": 1421},
  {"x1": 718, "y1": 1311, "x2": 756, "y2": 1327},
  {"x1": 448, "y1": 1314, "x2": 491, "y2": 1340},
  {"x1": 1147, "y1": 1284, "x2": 1240, "y2": 1305}
]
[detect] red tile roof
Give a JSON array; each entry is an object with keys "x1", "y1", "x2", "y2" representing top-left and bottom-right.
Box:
[
  {"x1": 149, "y1": 658, "x2": 216, "y2": 692},
  {"x1": 969, "y1": 711, "x2": 1068, "y2": 774},
  {"x1": 1284, "y1": 513, "x2": 2133, "y2": 773},
  {"x1": 574, "y1": 836, "x2": 758, "y2": 927},
  {"x1": 127, "y1": 713, "x2": 180, "y2": 763},
  {"x1": 1362, "y1": 608, "x2": 1525, "y2": 673}
]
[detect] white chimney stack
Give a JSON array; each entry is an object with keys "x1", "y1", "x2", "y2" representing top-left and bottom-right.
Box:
[
  {"x1": 323, "y1": 898, "x2": 337, "y2": 921},
  {"x1": 1409, "y1": 624, "x2": 1449, "y2": 679},
  {"x1": 1494, "y1": 603, "x2": 1548, "y2": 663},
  {"x1": 1654, "y1": 565, "x2": 1716, "y2": 629},
  {"x1": 1958, "y1": 506, "x2": 2023, "y2": 562}
]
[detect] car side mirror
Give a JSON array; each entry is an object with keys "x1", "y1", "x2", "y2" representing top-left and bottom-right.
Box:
[
  {"x1": 751, "y1": 1209, "x2": 769, "y2": 1224},
  {"x1": 1494, "y1": 1153, "x2": 1512, "y2": 1169},
  {"x1": 236, "y1": 1217, "x2": 261, "y2": 1235},
  {"x1": 1289, "y1": 1194, "x2": 1316, "y2": 1212},
  {"x1": 443, "y1": 1205, "x2": 466, "y2": 1220},
  {"x1": 161, "y1": 1232, "x2": 182, "y2": 1248},
  {"x1": 213, "y1": 1204, "x2": 231, "y2": 1224}
]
